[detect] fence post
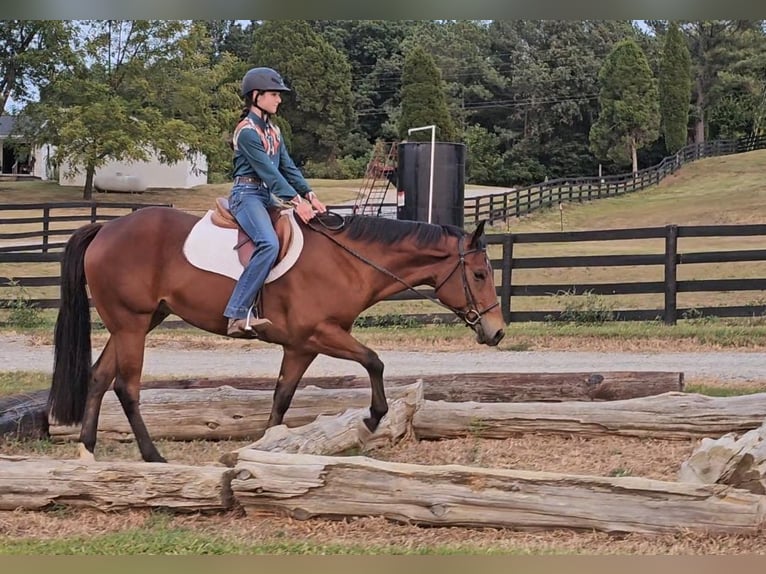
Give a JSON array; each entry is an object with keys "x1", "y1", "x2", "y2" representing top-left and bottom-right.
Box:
[
  {"x1": 501, "y1": 234, "x2": 514, "y2": 324},
  {"x1": 663, "y1": 224, "x2": 679, "y2": 325},
  {"x1": 90, "y1": 204, "x2": 97, "y2": 224},
  {"x1": 42, "y1": 206, "x2": 50, "y2": 253}
]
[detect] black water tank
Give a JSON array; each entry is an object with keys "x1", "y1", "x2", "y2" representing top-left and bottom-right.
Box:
[{"x1": 397, "y1": 142, "x2": 465, "y2": 228}]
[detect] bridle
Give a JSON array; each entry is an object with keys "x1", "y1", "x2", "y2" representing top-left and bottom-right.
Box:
[
  {"x1": 432, "y1": 235, "x2": 499, "y2": 326},
  {"x1": 308, "y1": 217, "x2": 499, "y2": 328}
]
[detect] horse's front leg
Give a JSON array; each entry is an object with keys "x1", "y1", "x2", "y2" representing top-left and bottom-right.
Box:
[
  {"x1": 304, "y1": 323, "x2": 388, "y2": 432},
  {"x1": 267, "y1": 347, "x2": 318, "y2": 428}
]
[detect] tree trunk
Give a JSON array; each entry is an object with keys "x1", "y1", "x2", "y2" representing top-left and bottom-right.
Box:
[
  {"x1": 49, "y1": 385, "x2": 422, "y2": 442},
  {"x1": 631, "y1": 136, "x2": 638, "y2": 175},
  {"x1": 0, "y1": 455, "x2": 233, "y2": 512},
  {"x1": 680, "y1": 420, "x2": 766, "y2": 494},
  {"x1": 694, "y1": 76, "x2": 706, "y2": 144},
  {"x1": 231, "y1": 450, "x2": 766, "y2": 534},
  {"x1": 82, "y1": 163, "x2": 95, "y2": 200},
  {"x1": 413, "y1": 392, "x2": 766, "y2": 440},
  {"x1": 221, "y1": 386, "x2": 422, "y2": 466},
  {"x1": 139, "y1": 371, "x2": 685, "y2": 403}
]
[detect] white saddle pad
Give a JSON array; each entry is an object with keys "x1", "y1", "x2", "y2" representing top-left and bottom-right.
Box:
[{"x1": 182, "y1": 210, "x2": 303, "y2": 282}]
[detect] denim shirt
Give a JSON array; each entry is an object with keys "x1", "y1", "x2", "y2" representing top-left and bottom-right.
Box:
[{"x1": 232, "y1": 112, "x2": 312, "y2": 202}]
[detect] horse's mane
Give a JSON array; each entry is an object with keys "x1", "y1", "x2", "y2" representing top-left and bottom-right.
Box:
[{"x1": 339, "y1": 215, "x2": 464, "y2": 248}]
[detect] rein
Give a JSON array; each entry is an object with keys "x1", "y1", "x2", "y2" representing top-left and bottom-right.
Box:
[{"x1": 307, "y1": 213, "x2": 498, "y2": 327}]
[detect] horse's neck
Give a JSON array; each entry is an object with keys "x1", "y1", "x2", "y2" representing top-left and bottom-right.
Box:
[{"x1": 363, "y1": 241, "x2": 453, "y2": 300}]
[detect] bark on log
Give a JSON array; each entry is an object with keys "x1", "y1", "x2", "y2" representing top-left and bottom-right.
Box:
[
  {"x1": 221, "y1": 384, "x2": 423, "y2": 466},
  {"x1": 0, "y1": 389, "x2": 49, "y2": 439},
  {"x1": 679, "y1": 421, "x2": 766, "y2": 494},
  {"x1": 49, "y1": 385, "x2": 419, "y2": 442},
  {"x1": 230, "y1": 450, "x2": 766, "y2": 534},
  {"x1": 413, "y1": 392, "x2": 766, "y2": 440},
  {"x1": 141, "y1": 371, "x2": 684, "y2": 402},
  {"x1": 0, "y1": 455, "x2": 233, "y2": 512}
]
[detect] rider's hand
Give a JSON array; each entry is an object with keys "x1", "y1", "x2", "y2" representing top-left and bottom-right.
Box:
[
  {"x1": 307, "y1": 193, "x2": 327, "y2": 214},
  {"x1": 293, "y1": 199, "x2": 315, "y2": 223}
]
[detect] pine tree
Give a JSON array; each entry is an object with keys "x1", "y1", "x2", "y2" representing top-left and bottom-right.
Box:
[
  {"x1": 589, "y1": 39, "x2": 660, "y2": 174},
  {"x1": 398, "y1": 46, "x2": 457, "y2": 142},
  {"x1": 659, "y1": 23, "x2": 692, "y2": 153}
]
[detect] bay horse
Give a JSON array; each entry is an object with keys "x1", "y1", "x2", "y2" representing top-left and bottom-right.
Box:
[{"x1": 48, "y1": 206, "x2": 506, "y2": 462}]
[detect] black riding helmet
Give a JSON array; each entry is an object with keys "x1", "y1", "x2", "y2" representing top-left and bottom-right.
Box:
[{"x1": 241, "y1": 67, "x2": 291, "y2": 97}]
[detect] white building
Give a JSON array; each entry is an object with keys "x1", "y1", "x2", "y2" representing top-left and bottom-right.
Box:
[{"x1": 0, "y1": 115, "x2": 207, "y2": 189}]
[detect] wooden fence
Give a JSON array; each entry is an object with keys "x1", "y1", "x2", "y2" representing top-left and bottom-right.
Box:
[
  {"x1": 464, "y1": 134, "x2": 766, "y2": 225},
  {"x1": 2, "y1": 203, "x2": 764, "y2": 326}
]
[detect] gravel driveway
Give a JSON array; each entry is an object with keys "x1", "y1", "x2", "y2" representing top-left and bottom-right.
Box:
[{"x1": 1, "y1": 333, "x2": 764, "y2": 383}]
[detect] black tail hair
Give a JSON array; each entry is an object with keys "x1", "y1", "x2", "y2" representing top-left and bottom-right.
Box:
[{"x1": 48, "y1": 223, "x2": 102, "y2": 425}]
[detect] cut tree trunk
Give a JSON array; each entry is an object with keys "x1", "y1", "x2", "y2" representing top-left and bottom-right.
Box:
[
  {"x1": 679, "y1": 421, "x2": 766, "y2": 494},
  {"x1": 1, "y1": 371, "x2": 685, "y2": 441},
  {"x1": 221, "y1": 384, "x2": 423, "y2": 466},
  {"x1": 413, "y1": 392, "x2": 766, "y2": 440},
  {"x1": 49, "y1": 385, "x2": 421, "y2": 442},
  {"x1": 0, "y1": 455, "x2": 233, "y2": 512},
  {"x1": 141, "y1": 371, "x2": 684, "y2": 402},
  {"x1": 230, "y1": 449, "x2": 766, "y2": 534}
]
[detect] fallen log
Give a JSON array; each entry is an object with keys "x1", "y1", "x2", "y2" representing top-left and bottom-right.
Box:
[
  {"x1": 141, "y1": 371, "x2": 684, "y2": 402},
  {"x1": 679, "y1": 421, "x2": 766, "y2": 494},
  {"x1": 221, "y1": 384, "x2": 423, "y2": 466},
  {"x1": 49, "y1": 385, "x2": 420, "y2": 442},
  {"x1": 413, "y1": 392, "x2": 766, "y2": 440},
  {"x1": 0, "y1": 389, "x2": 48, "y2": 439},
  {"x1": 0, "y1": 455, "x2": 233, "y2": 512},
  {"x1": 230, "y1": 449, "x2": 766, "y2": 534}
]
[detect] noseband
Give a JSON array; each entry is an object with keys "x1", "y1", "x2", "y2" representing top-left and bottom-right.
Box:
[{"x1": 432, "y1": 235, "x2": 499, "y2": 327}]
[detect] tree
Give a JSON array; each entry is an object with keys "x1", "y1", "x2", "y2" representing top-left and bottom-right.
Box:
[
  {"x1": 659, "y1": 22, "x2": 692, "y2": 153},
  {"x1": 680, "y1": 20, "x2": 763, "y2": 142},
  {"x1": 398, "y1": 45, "x2": 457, "y2": 142},
  {"x1": 0, "y1": 21, "x2": 76, "y2": 114},
  {"x1": 251, "y1": 21, "x2": 354, "y2": 164},
  {"x1": 590, "y1": 39, "x2": 660, "y2": 174},
  {"x1": 19, "y1": 21, "x2": 238, "y2": 198}
]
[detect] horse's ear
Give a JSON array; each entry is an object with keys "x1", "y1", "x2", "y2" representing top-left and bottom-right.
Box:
[{"x1": 469, "y1": 220, "x2": 487, "y2": 248}]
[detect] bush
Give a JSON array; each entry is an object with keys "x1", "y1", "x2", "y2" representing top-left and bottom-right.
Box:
[
  {"x1": 549, "y1": 289, "x2": 615, "y2": 324},
  {"x1": 1, "y1": 280, "x2": 45, "y2": 328},
  {"x1": 302, "y1": 156, "x2": 368, "y2": 179}
]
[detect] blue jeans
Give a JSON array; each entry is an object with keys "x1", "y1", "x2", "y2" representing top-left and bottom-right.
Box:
[{"x1": 224, "y1": 184, "x2": 279, "y2": 319}]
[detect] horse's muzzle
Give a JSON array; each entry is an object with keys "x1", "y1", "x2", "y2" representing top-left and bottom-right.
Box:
[{"x1": 474, "y1": 318, "x2": 505, "y2": 346}]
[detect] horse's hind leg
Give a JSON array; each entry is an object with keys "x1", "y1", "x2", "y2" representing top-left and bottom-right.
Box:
[
  {"x1": 111, "y1": 327, "x2": 165, "y2": 462},
  {"x1": 78, "y1": 336, "x2": 117, "y2": 461},
  {"x1": 266, "y1": 348, "x2": 317, "y2": 428},
  {"x1": 79, "y1": 308, "x2": 169, "y2": 461}
]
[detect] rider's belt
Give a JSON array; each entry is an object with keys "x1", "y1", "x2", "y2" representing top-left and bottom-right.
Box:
[{"x1": 234, "y1": 176, "x2": 262, "y2": 186}]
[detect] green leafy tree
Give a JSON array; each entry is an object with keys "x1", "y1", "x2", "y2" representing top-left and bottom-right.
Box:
[
  {"x1": 398, "y1": 45, "x2": 457, "y2": 142},
  {"x1": 0, "y1": 20, "x2": 76, "y2": 114},
  {"x1": 20, "y1": 21, "x2": 238, "y2": 198},
  {"x1": 590, "y1": 39, "x2": 660, "y2": 174},
  {"x1": 659, "y1": 22, "x2": 692, "y2": 153},
  {"x1": 251, "y1": 20, "x2": 354, "y2": 165}
]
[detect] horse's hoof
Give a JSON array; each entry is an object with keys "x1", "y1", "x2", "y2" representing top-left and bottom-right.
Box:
[
  {"x1": 362, "y1": 416, "x2": 379, "y2": 433},
  {"x1": 77, "y1": 443, "x2": 96, "y2": 463},
  {"x1": 147, "y1": 455, "x2": 168, "y2": 463}
]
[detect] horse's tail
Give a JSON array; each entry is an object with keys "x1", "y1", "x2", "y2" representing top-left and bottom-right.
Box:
[{"x1": 48, "y1": 223, "x2": 103, "y2": 425}]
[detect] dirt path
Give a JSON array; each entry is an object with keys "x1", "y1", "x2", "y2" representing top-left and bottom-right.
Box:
[{"x1": 2, "y1": 332, "x2": 765, "y2": 384}]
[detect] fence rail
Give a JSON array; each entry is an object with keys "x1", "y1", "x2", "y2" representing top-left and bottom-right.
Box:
[
  {"x1": 2, "y1": 212, "x2": 764, "y2": 325},
  {"x1": 464, "y1": 134, "x2": 766, "y2": 225}
]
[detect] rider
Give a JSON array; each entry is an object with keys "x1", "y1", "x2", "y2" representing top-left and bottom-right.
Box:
[{"x1": 224, "y1": 66, "x2": 327, "y2": 338}]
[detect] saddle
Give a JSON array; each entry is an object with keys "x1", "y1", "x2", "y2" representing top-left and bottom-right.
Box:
[{"x1": 210, "y1": 197, "x2": 293, "y2": 268}]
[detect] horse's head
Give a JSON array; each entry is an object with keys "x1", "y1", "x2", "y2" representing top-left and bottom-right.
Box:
[{"x1": 434, "y1": 221, "x2": 506, "y2": 346}]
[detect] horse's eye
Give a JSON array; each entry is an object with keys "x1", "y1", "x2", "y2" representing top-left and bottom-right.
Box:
[{"x1": 473, "y1": 270, "x2": 487, "y2": 281}]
